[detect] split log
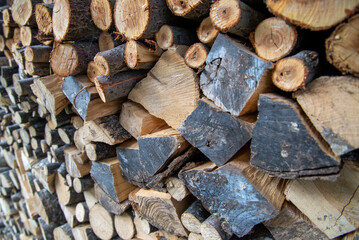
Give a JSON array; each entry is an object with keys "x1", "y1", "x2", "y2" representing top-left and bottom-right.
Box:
[
  {"x1": 85, "y1": 142, "x2": 116, "y2": 161},
  {"x1": 165, "y1": 177, "x2": 190, "y2": 202},
  {"x1": 34, "y1": 189, "x2": 66, "y2": 226},
  {"x1": 210, "y1": 0, "x2": 266, "y2": 38},
  {"x1": 272, "y1": 50, "x2": 319, "y2": 92},
  {"x1": 265, "y1": 0, "x2": 359, "y2": 30},
  {"x1": 250, "y1": 17, "x2": 298, "y2": 61},
  {"x1": 74, "y1": 128, "x2": 88, "y2": 153},
  {"x1": 58, "y1": 125, "x2": 76, "y2": 145},
  {"x1": 75, "y1": 202, "x2": 89, "y2": 223},
  {"x1": 124, "y1": 40, "x2": 163, "y2": 70},
  {"x1": 251, "y1": 93, "x2": 341, "y2": 179},
  {"x1": 24, "y1": 45, "x2": 52, "y2": 63},
  {"x1": 54, "y1": 223, "x2": 74, "y2": 240},
  {"x1": 94, "y1": 70, "x2": 147, "y2": 102},
  {"x1": 201, "y1": 215, "x2": 232, "y2": 240},
  {"x1": 166, "y1": 0, "x2": 212, "y2": 20},
  {"x1": 179, "y1": 147, "x2": 287, "y2": 237},
  {"x1": 35, "y1": 3, "x2": 54, "y2": 36},
  {"x1": 114, "y1": 0, "x2": 178, "y2": 40},
  {"x1": 52, "y1": 0, "x2": 99, "y2": 42},
  {"x1": 20, "y1": 26, "x2": 40, "y2": 46},
  {"x1": 25, "y1": 61, "x2": 50, "y2": 76},
  {"x1": 50, "y1": 42, "x2": 99, "y2": 77},
  {"x1": 114, "y1": 211, "x2": 135, "y2": 239},
  {"x1": 326, "y1": 14, "x2": 359, "y2": 77},
  {"x1": 73, "y1": 176, "x2": 94, "y2": 193},
  {"x1": 94, "y1": 184, "x2": 131, "y2": 215},
  {"x1": 89, "y1": 204, "x2": 116, "y2": 240},
  {"x1": 83, "y1": 188, "x2": 98, "y2": 210},
  {"x1": 178, "y1": 98, "x2": 253, "y2": 166},
  {"x1": 72, "y1": 224, "x2": 98, "y2": 240},
  {"x1": 200, "y1": 33, "x2": 274, "y2": 116},
  {"x1": 129, "y1": 45, "x2": 200, "y2": 129},
  {"x1": 90, "y1": 0, "x2": 115, "y2": 31},
  {"x1": 181, "y1": 199, "x2": 210, "y2": 234},
  {"x1": 119, "y1": 101, "x2": 168, "y2": 139},
  {"x1": 285, "y1": 163, "x2": 359, "y2": 239},
  {"x1": 64, "y1": 146, "x2": 91, "y2": 178},
  {"x1": 155, "y1": 25, "x2": 196, "y2": 50},
  {"x1": 184, "y1": 43, "x2": 208, "y2": 69},
  {"x1": 82, "y1": 114, "x2": 131, "y2": 145},
  {"x1": 90, "y1": 157, "x2": 136, "y2": 203},
  {"x1": 98, "y1": 31, "x2": 122, "y2": 52},
  {"x1": 94, "y1": 44, "x2": 128, "y2": 76},
  {"x1": 11, "y1": 0, "x2": 41, "y2": 26},
  {"x1": 1, "y1": 66, "x2": 18, "y2": 87},
  {"x1": 86, "y1": 61, "x2": 100, "y2": 83},
  {"x1": 293, "y1": 76, "x2": 359, "y2": 156}
]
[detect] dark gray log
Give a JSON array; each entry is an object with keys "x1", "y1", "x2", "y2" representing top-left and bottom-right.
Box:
[
  {"x1": 73, "y1": 176, "x2": 94, "y2": 193},
  {"x1": 178, "y1": 98, "x2": 254, "y2": 166},
  {"x1": 35, "y1": 189, "x2": 67, "y2": 226},
  {"x1": 13, "y1": 77, "x2": 34, "y2": 96},
  {"x1": 58, "y1": 125, "x2": 76, "y2": 145},
  {"x1": 38, "y1": 217, "x2": 56, "y2": 240},
  {"x1": 181, "y1": 199, "x2": 210, "y2": 234},
  {"x1": 51, "y1": 145, "x2": 72, "y2": 163},
  {"x1": 200, "y1": 33, "x2": 274, "y2": 116},
  {"x1": 1, "y1": 66, "x2": 17, "y2": 87},
  {"x1": 250, "y1": 93, "x2": 341, "y2": 179}
]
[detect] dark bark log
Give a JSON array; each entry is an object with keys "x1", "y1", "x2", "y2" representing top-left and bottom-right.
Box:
[
  {"x1": 13, "y1": 77, "x2": 34, "y2": 96},
  {"x1": 155, "y1": 25, "x2": 197, "y2": 50},
  {"x1": 85, "y1": 142, "x2": 116, "y2": 161},
  {"x1": 166, "y1": 0, "x2": 212, "y2": 20},
  {"x1": 38, "y1": 217, "x2": 56, "y2": 240},
  {"x1": 94, "y1": 183, "x2": 131, "y2": 215},
  {"x1": 1, "y1": 66, "x2": 17, "y2": 87},
  {"x1": 181, "y1": 199, "x2": 210, "y2": 234},
  {"x1": 51, "y1": 144, "x2": 71, "y2": 163},
  {"x1": 201, "y1": 215, "x2": 232, "y2": 240},
  {"x1": 98, "y1": 31, "x2": 123, "y2": 52},
  {"x1": 45, "y1": 128, "x2": 64, "y2": 146},
  {"x1": 25, "y1": 45, "x2": 52, "y2": 62},
  {"x1": 94, "y1": 44, "x2": 128, "y2": 76},
  {"x1": 73, "y1": 176, "x2": 94, "y2": 193},
  {"x1": 58, "y1": 125, "x2": 76, "y2": 145},
  {"x1": 25, "y1": 61, "x2": 51, "y2": 76},
  {"x1": 28, "y1": 121, "x2": 46, "y2": 138},
  {"x1": 53, "y1": 223, "x2": 74, "y2": 240}
]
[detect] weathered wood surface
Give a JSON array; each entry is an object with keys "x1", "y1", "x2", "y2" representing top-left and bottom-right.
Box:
[
  {"x1": 251, "y1": 93, "x2": 341, "y2": 179},
  {"x1": 178, "y1": 98, "x2": 253, "y2": 166},
  {"x1": 90, "y1": 0, "x2": 115, "y2": 31},
  {"x1": 94, "y1": 183, "x2": 131, "y2": 215},
  {"x1": 200, "y1": 33, "x2": 274, "y2": 116}
]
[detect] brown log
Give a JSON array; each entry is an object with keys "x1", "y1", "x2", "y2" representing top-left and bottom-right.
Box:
[
  {"x1": 266, "y1": 0, "x2": 359, "y2": 31},
  {"x1": 94, "y1": 44, "x2": 128, "y2": 76},
  {"x1": 60, "y1": 202, "x2": 81, "y2": 231},
  {"x1": 20, "y1": 26, "x2": 40, "y2": 47},
  {"x1": 2, "y1": 9, "x2": 16, "y2": 27},
  {"x1": 98, "y1": 31, "x2": 122, "y2": 52},
  {"x1": 11, "y1": 0, "x2": 42, "y2": 26},
  {"x1": 25, "y1": 61, "x2": 50, "y2": 76},
  {"x1": 53, "y1": 223, "x2": 74, "y2": 240},
  {"x1": 89, "y1": 204, "x2": 116, "y2": 240},
  {"x1": 272, "y1": 50, "x2": 319, "y2": 92},
  {"x1": 35, "y1": 3, "x2": 54, "y2": 36},
  {"x1": 86, "y1": 61, "x2": 100, "y2": 83},
  {"x1": 184, "y1": 43, "x2": 208, "y2": 69},
  {"x1": 114, "y1": 0, "x2": 178, "y2": 40},
  {"x1": 166, "y1": 0, "x2": 212, "y2": 20},
  {"x1": 124, "y1": 40, "x2": 163, "y2": 70},
  {"x1": 74, "y1": 128, "x2": 88, "y2": 153},
  {"x1": 58, "y1": 125, "x2": 76, "y2": 145},
  {"x1": 13, "y1": 27, "x2": 21, "y2": 46},
  {"x1": 64, "y1": 146, "x2": 91, "y2": 178},
  {"x1": 210, "y1": 0, "x2": 267, "y2": 38},
  {"x1": 326, "y1": 14, "x2": 359, "y2": 77},
  {"x1": 75, "y1": 202, "x2": 89, "y2": 223},
  {"x1": 90, "y1": 0, "x2": 115, "y2": 31},
  {"x1": 0, "y1": 35, "x2": 5, "y2": 51},
  {"x1": 52, "y1": 0, "x2": 99, "y2": 42},
  {"x1": 250, "y1": 17, "x2": 298, "y2": 61},
  {"x1": 155, "y1": 25, "x2": 197, "y2": 50},
  {"x1": 200, "y1": 215, "x2": 232, "y2": 240},
  {"x1": 25, "y1": 45, "x2": 52, "y2": 62},
  {"x1": 94, "y1": 70, "x2": 147, "y2": 102},
  {"x1": 50, "y1": 42, "x2": 99, "y2": 77}
]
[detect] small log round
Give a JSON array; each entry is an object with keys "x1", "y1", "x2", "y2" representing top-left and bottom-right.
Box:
[
  {"x1": 25, "y1": 45, "x2": 52, "y2": 63},
  {"x1": 3, "y1": 9, "x2": 16, "y2": 27},
  {"x1": 155, "y1": 25, "x2": 197, "y2": 50},
  {"x1": 90, "y1": 0, "x2": 114, "y2": 31},
  {"x1": 20, "y1": 26, "x2": 40, "y2": 47},
  {"x1": 89, "y1": 204, "x2": 116, "y2": 240},
  {"x1": 85, "y1": 142, "x2": 116, "y2": 161},
  {"x1": 73, "y1": 176, "x2": 94, "y2": 193},
  {"x1": 201, "y1": 215, "x2": 231, "y2": 240},
  {"x1": 76, "y1": 202, "x2": 90, "y2": 222},
  {"x1": 197, "y1": 16, "x2": 219, "y2": 45},
  {"x1": 53, "y1": 223, "x2": 74, "y2": 240},
  {"x1": 25, "y1": 61, "x2": 50, "y2": 76},
  {"x1": 35, "y1": 3, "x2": 54, "y2": 36},
  {"x1": 166, "y1": 0, "x2": 211, "y2": 20},
  {"x1": 94, "y1": 44, "x2": 128, "y2": 76},
  {"x1": 87, "y1": 61, "x2": 101, "y2": 83},
  {"x1": 124, "y1": 40, "x2": 163, "y2": 70},
  {"x1": 3, "y1": 26, "x2": 14, "y2": 39},
  {"x1": 99, "y1": 31, "x2": 122, "y2": 52},
  {"x1": 184, "y1": 43, "x2": 208, "y2": 69},
  {"x1": 114, "y1": 211, "x2": 135, "y2": 239}
]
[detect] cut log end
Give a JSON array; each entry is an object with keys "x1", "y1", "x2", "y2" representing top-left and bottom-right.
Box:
[
  {"x1": 252, "y1": 17, "x2": 297, "y2": 61},
  {"x1": 210, "y1": 0, "x2": 241, "y2": 32},
  {"x1": 94, "y1": 54, "x2": 110, "y2": 76},
  {"x1": 185, "y1": 43, "x2": 208, "y2": 69},
  {"x1": 114, "y1": 212, "x2": 135, "y2": 239},
  {"x1": 12, "y1": 0, "x2": 33, "y2": 26},
  {"x1": 99, "y1": 31, "x2": 115, "y2": 51},
  {"x1": 35, "y1": 3, "x2": 53, "y2": 35},
  {"x1": 155, "y1": 24, "x2": 174, "y2": 50},
  {"x1": 89, "y1": 204, "x2": 115, "y2": 240},
  {"x1": 197, "y1": 17, "x2": 219, "y2": 45},
  {"x1": 50, "y1": 44, "x2": 78, "y2": 77},
  {"x1": 87, "y1": 61, "x2": 101, "y2": 83},
  {"x1": 166, "y1": 0, "x2": 203, "y2": 16},
  {"x1": 125, "y1": 40, "x2": 162, "y2": 70},
  {"x1": 90, "y1": 0, "x2": 113, "y2": 31},
  {"x1": 52, "y1": 0, "x2": 71, "y2": 42}
]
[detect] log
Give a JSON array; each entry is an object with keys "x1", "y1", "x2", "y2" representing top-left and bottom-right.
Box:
[
  {"x1": 188, "y1": 233, "x2": 204, "y2": 240},
  {"x1": 86, "y1": 61, "x2": 100, "y2": 83},
  {"x1": 114, "y1": 0, "x2": 178, "y2": 40},
  {"x1": 50, "y1": 42, "x2": 99, "y2": 77},
  {"x1": 74, "y1": 128, "x2": 88, "y2": 153},
  {"x1": 129, "y1": 45, "x2": 200, "y2": 129},
  {"x1": 25, "y1": 61, "x2": 50, "y2": 76},
  {"x1": 11, "y1": 0, "x2": 41, "y2": 26},
  {"x1": 293, "y1": 76, "x2": 359, "y2": 156},
  {"x1": 266, "y1": 0, "x2": 359, "y2": 30},
  {"x1": 178, "y1": 98, "x2": 253, "y2": 166},
  {"x1": 25, "y1": 45, "x2": 52, "y2": 63},
  {"x1": 200, "y1": 215, "x2": 232, "y2": 240},
  {"x1": 94, "y1": 44, "x2": 128, "y2": 76},
  {"x1": 250, "y1": 17, "x2": 298, "y2": 61},
  {"x1": 251, "y1": 93, "x2": 341, "y2": 179},
  {"x1": 285, "y1": 163, "x2": 359, "y2": 239},
  {"x1": 165, "y1": 176, "x2": 190, "y2": 202},
  {"x1": 94, "y1": 70, "x2": 147, "y2": 102},
  {"x1": 64, "y1": 146, "x2": 91, "y2": 178},
  {"x1": 180, "y1": 199, "x2": 210, "y2": 234},
  {"x1": 114, "y1": 211, "x2": 135, "y2": 239},
  {"x1": 82, "y1": 114, "x2": 131, "y2": 145},
  {"x1": 119, "y1": 101, "x2": 168, "y2": 139},
  {"x1": 73, "y1": 177, "x2": 94, "y2": 194},
  {"x1": 28, "y1": 122, "x2": 45, "y2": 138},
  {"x1": 35, "y1": 3, "x2": 54, "y2": 36},
  {"x1": 98, "y1": 31, "x2": 122, "y2": 52},
  {"x1": 272, "y1": 50, "x2": 319, "y2": 92},
  {"x1": 13, "y1": 77, "x2": 34, "y2": 96},
  {"x1": 34, "y1": 189, "x2": 66, "y2": 226},
  {"x1": 58, "y1": 125, "x2": 76, "y2": 145},
  {"x1": 45, "y1": 128, "x2": 64, "y2": 146},
  {"x1": 179, "y1": 148, "x2": 287, "y2": 237},
  {"x1": 94, "y1": 184, "x2": 131, "y2": 215},
  {"x1": 2, "y1": 9, "x2": 16, "y2": 27},
  {"x1": 75, "y1": 202, "x2": 89, "y2": 223},
  {"x1": 53, "y1": 223, "x2": 74, "y2": 240},
  {"x1": 89, "y1": 204, "x2": 116, "y2": 240},
  {"x1": 20, "y1": 26, "x2": 40, "y2": 47},
  {"x1": 184, "y1": 43, "x2": 208, "y2": 69},
  {"x1": 52, "y1": 0, "x2": 99, "y2": 42},
  {"x1": 2, "y1": 26, "x2": 14, "y2": 38},
  {"x1": 66, "y1": 174, "x2": 73, "y2": 187},
  {"x1": 13, "y1": 47, "x2": 26, "y2": 70},
  {"x1": 90, "y1": 157, "x2": 136, "y2": 203},
  {"x1": 83, "y1": 188, "x2": 98, "y2": 210},
  {"x1": 0, "y1": 36, "x2": 4, "y2": 51},
  {"x1": 326, "y1": 14, "x2": 359, "y2": 77},
  {"x1": 90, "y1": 0, "x2": 115, "y2": 31},
  {"x1": 71, "y1": 116, "x2": 84, "y2": 130},
  {"x1": 1, "y1": 66, "x2": 17, "y2": 87},
  {"x1": 38, "y1": 217, "x2": 56, "y2": 240},
  {"x1": 155, "y1": 25, "x2": 196, "y2": 50},
  {"x1": 166, "y1": 0, "x2": 212, "y2": 20},
  {"x1": 124, "y1": 40, "x2": 163, "y2": 70},
  {"x1": 210, "y1": 0, "x2": 266, "y2": 38},
  {"x1": 85, "y1": 142, "x2": 116, "y2": 161},
  {"x1": 200, "y1": 33, "x2": 274, "y2": 116},
  {"x1": 72, "y1": 224, "x2": 98, "y2": 240}
]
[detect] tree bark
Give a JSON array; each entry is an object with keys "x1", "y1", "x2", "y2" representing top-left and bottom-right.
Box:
[
  {"x1": 25, "y1": 45, "x2": 52, "y2": 62},
  {"x1": 85, "y1": 142, "x2": 116, "y2": 161},
  {"x1": 155, "y1": 25, "x2": 197, "y2": 50},
  {"x1": 94, "y1": 44, "x2": 128, "y2": 76},
  {"x1": 181, "y1": 199, "x2": 210, "y2": 234},
  {"x1": 25, "y1": 61, "x2": 50, "y2": 76},
  {"x1": 34, "y1": 189, "x2": 66, "y2": 226},
  {"x1": 73, "y1": 176, "x2": 94, "y2": 193},
  {"x1": 200, "y1": 215, "x2": 232, "y2": 240},
  {"x1": 53, "y1": 223, "x2": 74, "y2": 240}
]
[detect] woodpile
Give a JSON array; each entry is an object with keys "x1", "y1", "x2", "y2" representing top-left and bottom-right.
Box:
[{"x1": 0, "y1": 0, "x2": 357, "y2": 240}]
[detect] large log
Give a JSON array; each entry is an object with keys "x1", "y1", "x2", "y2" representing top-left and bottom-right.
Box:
[
  {"x1": 11, "y1": 0, "x2": 41, "y2": 26},
  {"x1": 178, "y1": 98, "x2": 254, "y2": 166},
  {"x1": 200, "y1": 33, "x2": 274, "y2": 116},
  {"x1": 52, "y1": 0, "x2": 99, "y2": 42},
  {"x1": 250, "y1": 93, "x2": 341, "y2": 179},
  {"x1": 266, "y1": 0, "x2": 359, "y2": 30},
  {"x1": 129, "y1": 45, "x2": 200, "y2": 129},
  {"x1": 293, "y1": 76, "x2": 359, "y2": 156},
  {"x1": 90, "y1": 0, "x2": 115, "y2": 31},
  {"x1": 166, "y1": 0, "x2": 212, "y2": 20}
]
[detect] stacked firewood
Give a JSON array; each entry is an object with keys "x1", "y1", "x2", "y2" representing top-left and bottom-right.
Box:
[{"x1": 0, "y1": 0, "x2": 358, "y2": 240}]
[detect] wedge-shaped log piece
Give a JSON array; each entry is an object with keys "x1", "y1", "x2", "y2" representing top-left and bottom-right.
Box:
[
  {"x1": 38, "y1": 217, "x2": 56, "y2": 240},
  {"x1": 129, "y1": 45, "x2": 200, "y2": 129},
  {"x1": 294, "y1": 76, "x2": 359, "y2": 156},
  {"x1": 200, "y1": 34, "x2": 274, "y2": 116},
  {"x1": 133, "y1": 188, "x2": 193, "y2": 237},
  {"x1": 266, "y1": 0, "x2": 359, "y2": 30},
  {"x1": 251, "y1": 93, "x2": 341, "y2": 179},
  {"x1": 64, "y1": 146, "x2": 91, "y2": 178},
  {"x1": 285, "y1": 163, "x2": 359, "y2": 239},
  {"x1": 178, "y1": 98, "x2": 254, "y2": 166},
  {"x1": 179, "y1": 147, "x2": 286, "y2": 237},
  {"x1": 90, "y1": 157, "x2": 136, "y2": 203}
]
